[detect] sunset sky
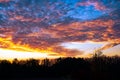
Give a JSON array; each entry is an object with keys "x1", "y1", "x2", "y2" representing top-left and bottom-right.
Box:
[{"x1": 0, "y1": 0, "x2": 120, "y2": 60}]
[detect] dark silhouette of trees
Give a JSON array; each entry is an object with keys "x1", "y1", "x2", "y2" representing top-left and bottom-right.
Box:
[{"x1": 0, "y1": 56, "x2": 120, "y2": 80}]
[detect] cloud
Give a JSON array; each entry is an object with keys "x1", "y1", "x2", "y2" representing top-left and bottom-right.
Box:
[
  {"x1": 48, "y1": 46, "x2": 84, "y2": 57},
  {"x1": 99, "y1": 43, "x2": 120, "y2": 51},
  {"x1": 0, "y1": 19, "x2": 119, "y2": 57},
  {"x1": 0, "y1": 0, "x2": 10, "y2": 3},
  {"x1": 76, "y1": 1, "x2": 106, "y2": 10},
  {"x1": 0, "y1": 0, "x2": 120, "y2": 57},
  {"x1": 49, "y1": 19, "x2": 117, "y2": 42}
]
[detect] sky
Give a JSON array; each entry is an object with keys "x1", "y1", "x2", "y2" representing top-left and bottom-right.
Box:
[{"x1": 0, "y1": 0, "x2": 120, "y2": 60}]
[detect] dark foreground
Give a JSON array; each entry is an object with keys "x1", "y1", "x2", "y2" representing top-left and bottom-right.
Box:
[{"x1": 0, "y1": 56, "x2": 120, "y2": 80}]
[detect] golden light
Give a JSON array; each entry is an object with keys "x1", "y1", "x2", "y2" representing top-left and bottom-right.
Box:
[
  {"x1": 0, "y1": 35, "x2": 119, "y2": 61},
  {"x1": 0, "y1": 48, "x2": 61, "y2": 61},
  {"x1": 0, "y1": 48, "x2": 47, "y2": 60},
  {"x1": 0, "y1": 36, "x2": 61, "y2": 60}
]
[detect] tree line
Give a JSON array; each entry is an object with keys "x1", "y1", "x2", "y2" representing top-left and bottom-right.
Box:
[{"x1": 0, "y1": 56, "x2": 120, "y2": 80}]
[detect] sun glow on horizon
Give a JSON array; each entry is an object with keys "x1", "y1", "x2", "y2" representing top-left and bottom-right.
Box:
[
  {"x1": 0, "y1": 36, "x2": 120, "y2": 61},
  {"x1": 0, "y1": 37, "x2": 61, "y2": 60},
  {"x1": 0, "y1": 48, "x2": 61, "y2": 60}
]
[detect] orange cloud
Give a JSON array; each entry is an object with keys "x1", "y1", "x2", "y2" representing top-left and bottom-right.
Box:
[
  {"x1": 48, "y1": 19, "x2": 117, "y2": 42},
  {"x1": 0, "y1": 19, "x2": 119, "y2": 58},
  {"x1": 98, "y1": 42, "x2": 120, "y2": 51},
  {"x1": 9, "y1": 16, "x2": 43, "y2": 22}
]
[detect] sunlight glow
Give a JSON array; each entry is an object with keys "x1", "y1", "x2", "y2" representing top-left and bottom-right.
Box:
[
  {"x1": 0, "y1": 48, "x2": 60, "y2": 60},
  {"x1": 0, "y1": 48, "x2": 48, "y2": 60},
  {"x1": 0, "y1": 37, "x2": 60, "y2": 60}
]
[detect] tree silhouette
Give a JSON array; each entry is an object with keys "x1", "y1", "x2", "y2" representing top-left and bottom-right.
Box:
[
  {"x1": 93, "y1": 49, "x2": 103, "y2": 58},
  {"x1": 0, "y1": 56, "x2": 120, "y2": 80}
]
